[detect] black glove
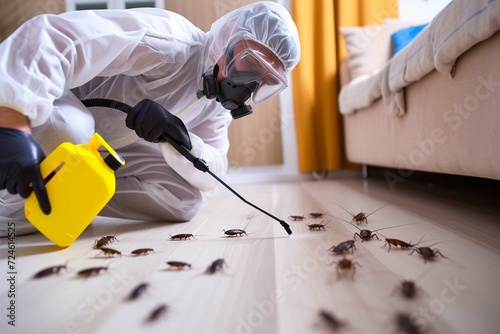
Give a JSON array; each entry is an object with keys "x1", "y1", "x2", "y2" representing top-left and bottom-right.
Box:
[
  {"x1": 0, "y1": 128, "x2": 51, "y2": 214},
  {"x1": 126, "y1": 99, "x2": 192, "y2": 149}
]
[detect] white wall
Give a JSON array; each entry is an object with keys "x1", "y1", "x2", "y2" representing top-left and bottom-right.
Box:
[{"x1": 398, "y1": 0, "x2": 452, "y2": 21}]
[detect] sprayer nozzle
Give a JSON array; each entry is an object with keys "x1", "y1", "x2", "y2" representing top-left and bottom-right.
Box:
[{"x1": 280, "y1": 220, "x2": 293, "y2": 235}]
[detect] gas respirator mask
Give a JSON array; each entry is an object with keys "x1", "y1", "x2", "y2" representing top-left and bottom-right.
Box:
[
  {"x1": 196, "y1": 38, "x2": 288, "y2": 119},
  {"x1": 196, "y1": 65, "x2": 255, "y2": 119}
]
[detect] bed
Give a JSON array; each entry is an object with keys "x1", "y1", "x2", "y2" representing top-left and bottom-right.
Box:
[{"x1": 338, "y1": 0, "x2": 500, "y2": 183}]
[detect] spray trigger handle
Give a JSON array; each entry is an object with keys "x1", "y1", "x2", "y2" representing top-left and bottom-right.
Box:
[{"x1": 159, "y1": 133, "x2": 209, "y2": 173}]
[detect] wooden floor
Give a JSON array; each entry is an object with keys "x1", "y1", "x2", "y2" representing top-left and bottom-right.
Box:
[{"x1": 2, "y1": 172, "x2": 500, "y2": 334}]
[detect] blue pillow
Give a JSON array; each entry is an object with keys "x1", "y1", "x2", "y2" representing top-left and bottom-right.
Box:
[{"x1": 391, "y1": 24, "x2": 428, "y2": 54}]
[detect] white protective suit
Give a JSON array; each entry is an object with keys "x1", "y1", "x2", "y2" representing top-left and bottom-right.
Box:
[{"x1": 0, "y1": 2, "x2": 300, "y2": 230}]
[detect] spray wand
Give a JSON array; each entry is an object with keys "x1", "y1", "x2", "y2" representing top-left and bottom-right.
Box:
[{"x1": 82, "y1": 98, "x2": 292, "y2": 235}]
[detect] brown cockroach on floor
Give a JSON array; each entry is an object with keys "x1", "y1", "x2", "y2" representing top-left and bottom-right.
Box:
[
  {"x1": 334, "y1": 202, "x2": 391, "y2": 225},
  {"x1": 127, "y1": 282, "x2": 149, "y2": 301},
  {"x1": 98, "y1": 247, "x2": 121, "y2": 257},
  {"x1": 205, "y1": 258, "x2": 227, "y2": 274},
  {"x1": 335, "y1": 213, "x2": 413, "y2": 242},
  {"x1": 169, "y1": 233, "x2": 196, "y2": 241},
  {"x1": 288, "y1": 213, "x2": 306, "y2": 221},
  {"x1": 131, "y1": 248, "x2": 155, "y2": 256},
  {"x1": 383, "y1": 238, "x2": 416, "y2": 251},
  {"x1": 393, "y1": 266, "x2": 433, "y2": 299},
  {"x1": 146, "y1": 304, "x2": 168, "y2": 322},
  {"x1": 309, "y1": 212, "x2": 328, "y2": 219},
  {"x1": 332, "y1": 257, "x2": 361, "y2": 280},
  {"x1": 395, "y1": 312, "x2": 423, "y2": 334},
  {"x1": 328, "y1": 240, "x2": 356, "y2": 255},
  {"x1": 399, "y1": 280, "x2": 418, "y2": 299},
  {"x1": 306, "y1": 220, "x2": 330, "y2": 231},
  {"x1": 382, "y1": 235, "x2": 425, "y2": 252},
  {"x1": 76, "y1": 266, "x2": 108, "y2": 278},
  {"x1": 409, "y1": 244, "x2": 446, "y2": 263},
  {"x1": 223, "y1": 220, "x2": 251, "y2": 237},
  {"x1": 319, "y1": 309, "x2": 346, "y2": 330},
  {"x1": 33, "y1": 265, "x2": 67, "y2": 279},
  {"x1": 94, "y1": 230, "x2": 120, "y2": 249},
  {"x1": 166, "y1": 261, "x2": 192, "y2": 270},
  {"x1": 351, "y1": 224, "x2": 414, "y2": 242},
  {"x1": 94, "y1": 236, "x2": 115, "y2": 249}
]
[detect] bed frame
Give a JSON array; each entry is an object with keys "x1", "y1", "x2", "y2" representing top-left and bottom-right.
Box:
[{"x1": 341, "y1": 30, "x2": 500, "y2": 183}]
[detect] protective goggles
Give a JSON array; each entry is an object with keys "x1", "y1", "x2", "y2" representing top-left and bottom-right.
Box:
[{"x1": 222, "y1": 38, "x2": 288, "y2": 104}]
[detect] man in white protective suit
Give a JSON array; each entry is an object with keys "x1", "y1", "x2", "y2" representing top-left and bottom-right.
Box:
[{"x1": 0, "y1": 1, "x2": 301, "y2": 236}]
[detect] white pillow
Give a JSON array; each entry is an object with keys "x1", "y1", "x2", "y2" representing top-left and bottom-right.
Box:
[{"x1": 340, "y1": 19, "x2": 427, "y2": 80}]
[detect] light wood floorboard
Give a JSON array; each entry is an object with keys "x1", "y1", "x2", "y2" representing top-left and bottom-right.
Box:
[{"x1": 2, "y1": 174, "x2": 499, "y2": 334}]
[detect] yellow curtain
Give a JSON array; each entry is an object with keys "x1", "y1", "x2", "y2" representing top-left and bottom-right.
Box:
[{"x1": 291, "y1": 0, "x2": 398, "y2": 173}]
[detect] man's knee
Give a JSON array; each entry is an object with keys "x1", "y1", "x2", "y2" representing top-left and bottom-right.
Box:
[
  {"x1": 169, "y1": 188, "x2": 202, "y2": 221},
  {"x1": 127, "y1": 179, "x2": 203, "y2": 222}
]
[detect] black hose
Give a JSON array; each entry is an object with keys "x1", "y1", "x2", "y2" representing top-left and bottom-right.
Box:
[{"x1": 82, "y1": 98, "x2": 133, "y2": 114}]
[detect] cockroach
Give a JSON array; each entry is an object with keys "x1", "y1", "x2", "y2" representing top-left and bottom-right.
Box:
[
  {"x1": 328, "y1": 240, "x2": 356, "y2": 255},
  {"x1": 223, "y1": 220, "x2": 251, "y2": 237},
  {"x1": 205, "y1": 258, "x2": 227, "y2": 274},
  {"x1": 350, "y1": 223, "x2": 413, "y2": 242},
  {"x1": 309, "y1": 212, "x2": 327, "y2": 219},
  {"x1": 393, "y1": 278, "x2": 421, "y2": 300},
  {"x1": 332, "y1": 257, "x2": 361, "y2": 279},
  {"x1": 319, "y1": 309, "x2": 345, "y2": 330},
  {"x1": 396, "y1": 312, "x2": 422, "y2": 334},
  {"x1": 288, "y1": 214, "x2": 306, "y2": 221},
  {"x1": 169, "y1": 233, "x2": 196, "y2": 241},
  {"x1": 394, "y1": 266, "x2": 433, "y2": 299},
  {"x1": 383, "y1": 238, "x2": 416, "y2": 251},
  {"x1": 399, "y1": 280, "x2": 417, "y2": 299},
  {"x1": 306, "y1": 220, "x2": 329, "y2": 231},
  {"x1": 166, "y1": 261, "x2": 192, "y2": 270},
  {"x1": 94, "y1": 231, "x2": 120, "y2": 249},
  {"x1": 33, "y1": 265, "x2": 67, "y2": 279},
  {"x1": 131, "y1": 248, "x2": 154, "y2": 256},
  {"x1": 409, "y1": 245, "x2": 446, "y2": 263},
  {"x1": 146, "y1": 304, "x2": 168, "y2": 322},
  {"x1": 335, "y1": 202, "x2": 391, "y2": 225},
  {"x1": 127, "y1": 282, "x2": 149, "y2": 301},
  {"x1": 99, "y1": 247, "x2": 121, "y2": 257},
  {"x1": 77, "y1": 266, "x2": 108, "y2": 278},
  {"x1": 383, "y1": 235, "x2": 424, "y2": 252},
  {"x1": 94, "y1": 236, "x2": 114, "y2": 249}
]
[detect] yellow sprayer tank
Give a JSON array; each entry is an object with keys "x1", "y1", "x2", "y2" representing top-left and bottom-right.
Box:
[{"x1": 25, "y1": 133, "x2": 125, "y2": 247}]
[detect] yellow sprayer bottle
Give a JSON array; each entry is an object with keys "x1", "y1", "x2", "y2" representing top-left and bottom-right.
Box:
[{"x1": 25, "y1": 133, "x2": 125, "y2": 247}]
